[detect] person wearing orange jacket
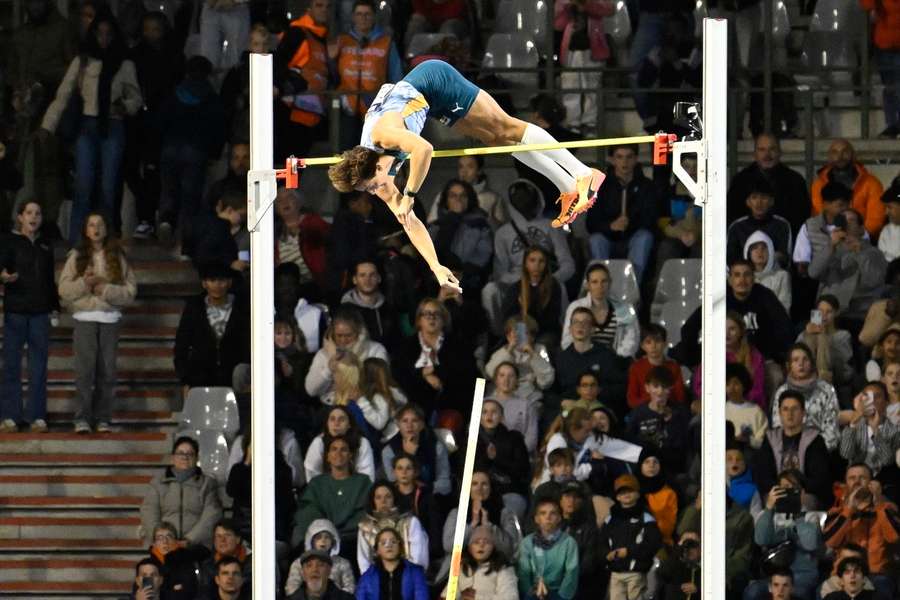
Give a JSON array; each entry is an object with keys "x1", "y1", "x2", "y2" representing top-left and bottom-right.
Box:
[
  {"x1": 330, "y1": 0, "x2": 403, "y2": 150},
  {"x1": 274, "y1": 0, "x2": 331, "y2": 161},
  {"x1": 811, "y1": 139, "x2": 885, "y2": 237},
  {"x1": 859, "y1": 0, "x2": 900, "y2": 138}
]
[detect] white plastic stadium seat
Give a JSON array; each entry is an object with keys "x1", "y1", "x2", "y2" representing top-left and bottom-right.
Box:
[
  {"x1": 493, "y1": 0, "x2": 549, "y2": 51},
  {"x1": 482, "y1": 33, "x2": 539, "y2": 108},
  {"x1": 181, "y1": 387, "x2": 240, "y2": 442},
  {"x1": 406, "y1": 32, "x2": 456, "y2": 60},
  {"x1": 174, "y1": 429, "x2": 231, "y2": 484},
  {"x1": 606, "y1": 0, "x2": 632, "y2": 45},
  {"x1": 651, "y1": 259, "x2": 702, "y2": 325},
  {"x1": 659, "y1": 297, "x2": 699, "y2": 349}
]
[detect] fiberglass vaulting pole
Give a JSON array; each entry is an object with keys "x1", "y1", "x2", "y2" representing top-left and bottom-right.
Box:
[
  {"x1": 248, "y1": 52, "x2": 277, "y2": 599},
  {"x1": 700, "y1": 18, "x2": 728, "y2": 600}
]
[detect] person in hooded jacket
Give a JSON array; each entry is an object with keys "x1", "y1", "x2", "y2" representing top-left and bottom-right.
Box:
[
  {"x1": 745, "y1": 229, "x2": 792, "y2": 313},
  {"x1": 637, "y1": 446, "x2": 678, "y2": 547},
  {"x1": 558, "y1": 480, "x2": 603, "y2": 600},
  {"x1": 286, "y1": 518, "x2": 357, "y2": 596},
  {"x1": 156, "y1": 55, "x2": 226, "y2": 242},
  {"x1": 140, "y1": 436, "x2": 223, "y2": 549},
  {"x1": 727, "y1": 178, "x2": 794, "y2": 267},
  {"x1": 341, "y1": 260, "x2": 402, "y2": 355},
  {"x1": 428, "y1": 178, "x2": 493, "y2": 292},
  {"x1": 727, "y1": 259, "x2": 794, "y2": 364},
  {"x1": 40, "y1": 8, "x2": 143, "y2": 241}
]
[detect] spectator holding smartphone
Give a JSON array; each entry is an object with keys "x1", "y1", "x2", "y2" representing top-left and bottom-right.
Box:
[
  {"x1": 0, "y1": 200, "x2": 59, "y2": 433},
  {"x1": 130, "y1": 557, "x2": 163, "y2": 600},
  {"x1": 839, "y1": 383, "x2": 900, "y2": 475}
]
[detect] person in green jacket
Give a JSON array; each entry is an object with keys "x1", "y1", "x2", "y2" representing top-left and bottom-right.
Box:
[
  {"x1": 516, "y1": 497, "x2": 579, "y2": 600},
  {"x1": 292, "y1": 435, "x2": 372, "y2": 551}
]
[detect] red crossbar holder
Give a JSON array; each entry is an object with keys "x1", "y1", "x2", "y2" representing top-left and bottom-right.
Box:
[
  {"x1": 652, "y1": 133, "x2": 678, "y2": 166},
  {"x1": 275, "y1": 156, "x2": 304, "y2": 189}
]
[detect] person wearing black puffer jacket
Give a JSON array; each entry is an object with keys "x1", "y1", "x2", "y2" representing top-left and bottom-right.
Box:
[
  {"x1": 0, "y1": 200, "x2": 59, "y2": 433},
  {"x1": 559, "y1": 480, "x2": 603, "y2": 600}
]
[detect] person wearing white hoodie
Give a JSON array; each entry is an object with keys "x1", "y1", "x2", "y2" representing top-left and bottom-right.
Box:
[
  {"x1": 285, "y1": 518, "x2": 356, "y2": 596},
  {"x1": 745, "y1": 230, "x2": 792, "y2": 313}
]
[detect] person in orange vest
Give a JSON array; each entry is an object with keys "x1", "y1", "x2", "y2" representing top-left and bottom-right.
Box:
[
  {"x1": 274, "y1": 0, "x2": 331, "y2": 162},
  {"x1": 330, "y1": 0, "x2": 403, "y2": 150},
  {"x1": 811, "y1": 139, "x2": 885, "y2": 237}
]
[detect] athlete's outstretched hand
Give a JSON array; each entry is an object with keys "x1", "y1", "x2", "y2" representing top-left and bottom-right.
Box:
[{"x1": 432, "y1": 264, "x2": 462, "y2": 295}]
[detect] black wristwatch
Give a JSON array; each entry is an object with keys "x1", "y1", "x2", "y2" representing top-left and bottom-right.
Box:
[{"x1": 403, "y1": 189, "x2": 418, "y2": 200}]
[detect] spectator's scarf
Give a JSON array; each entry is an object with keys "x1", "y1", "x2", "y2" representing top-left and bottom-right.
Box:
[
  {"x1": 564, "y1": 433, "x2": 592, "y2": 467},
  {"x1": 532, "y1": 528, "x2": 563, "y2": 550},
  {"x1": 414, "y1": 333, "x2": 443, "y2": 369},
  {"x1": 205, "y1": 294, "x2": 234, "y2": 340},
  {"x1": 215, "y1": 543, "x2": 247, "y2": 564}
]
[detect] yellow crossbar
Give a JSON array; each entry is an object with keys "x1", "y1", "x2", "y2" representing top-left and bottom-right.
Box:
[{"x1": 300, "y1": 134, "x2": 658, "y2": 166}]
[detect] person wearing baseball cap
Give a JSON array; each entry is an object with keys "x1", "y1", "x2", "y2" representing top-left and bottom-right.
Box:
[
  {"x1": 598, "y1": 474, "x2": 662, "y2": 600},
  {"x1": 286, "y1": 549, "x2": 354, "y2": 600}
]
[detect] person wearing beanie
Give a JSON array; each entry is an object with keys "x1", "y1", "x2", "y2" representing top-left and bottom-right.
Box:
[
  {"x1": 598, "y1": 474, "x2": 662, "y2": 600},
  {"x1": 637, "y1": 446, "x2": 678, "y2": 546}
]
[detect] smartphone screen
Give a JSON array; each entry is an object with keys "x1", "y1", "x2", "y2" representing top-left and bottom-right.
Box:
[
  {"x1": 515, "y1": 322, "x2": 528, "y2": 346},
  {"x1": 810, "y1": 310, "x2": 822, "y2": 326}
]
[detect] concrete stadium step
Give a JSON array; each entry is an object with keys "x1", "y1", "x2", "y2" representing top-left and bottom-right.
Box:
[
  {"x1": 47, "y1": 344, "x2": 174, "y2": 371},
  {"x1": 45, "y1": 410, "x2": 177, "y2": 429},
  {"x1": 38, "y1": 326, "x2": 176, "y2": 343},
  {"x1": 0, "y1": 515, "x2": 141, "y2": 539},
  {"x1": 0, "y1": 537, "x2": 143, "y2": 552},
  {"x1": 0, "y1": 496, "x2": 143, "y2": 511},
  {"x1": 0, "y1": 474, "x2": 152, "y2": 497},
  {"x1": 48, "y1": 389, "x2": 176, "y2": 413},
  {"x1": 42, "y1": 369, "x2": 178, "y2": 385},
  {"x1": 0, "y1": 580, "x2": 131, "y2": 596},
  {"x1": 0, "y1": 558, "x2": 136, "y2": 584},
  {"x1": 0, "y1": 299, "x2": 186, "y2": 329},
  {"x1": 0, "y1": 432, "x2": 170, "y2": 454},
  {"x1": 0, "y1": 452, "x2": 165, "y2": 467}
]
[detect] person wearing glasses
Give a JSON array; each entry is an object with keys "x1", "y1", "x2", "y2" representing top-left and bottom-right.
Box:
[
  {"x1": 356, "y1": 527, "x2": 429, "y2": 600},
  {"x1": 140, "y1": 436, "x2": 223, "y2": 549},
  {"x1": 140, "y1": 522, "x2": 206, "y2": 600}
]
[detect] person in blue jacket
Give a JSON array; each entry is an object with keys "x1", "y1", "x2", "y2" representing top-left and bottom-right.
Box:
[{"x1": 356, "y1": 527, "x2": 428, "y2": 600}]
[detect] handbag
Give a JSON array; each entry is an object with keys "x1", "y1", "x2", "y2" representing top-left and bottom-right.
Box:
[{"x1": 57, "y1": 58, "x2": 86, "y2": 142}]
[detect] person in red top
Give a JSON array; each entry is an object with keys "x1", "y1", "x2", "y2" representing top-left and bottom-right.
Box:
[
  {"x1": 405, "y1": 0, "x2": 469, "y2": 48},
  {"x1": 810, "y1": 139, "x2": 885, "y2": 236},
  {"x1": 859, "y1": 0, "x2": 900, "y2": 138},
  {"x1": 626, "y1": 323, "x2": 686, "y2": 409}
]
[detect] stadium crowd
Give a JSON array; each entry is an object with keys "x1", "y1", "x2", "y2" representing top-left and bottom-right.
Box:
[{"x1": 1, "y1": 0, "x2": 900, "y2": 600}]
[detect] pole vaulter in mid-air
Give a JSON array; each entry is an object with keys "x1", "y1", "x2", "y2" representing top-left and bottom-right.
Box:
[{"x1": 325, "y1": 59, "x2": 606, "y2": 293}]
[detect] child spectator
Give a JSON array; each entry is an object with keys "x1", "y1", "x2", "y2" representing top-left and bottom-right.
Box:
[
  {"x1": 0, "y1": 200, "x2": 59, "y2": 433},
  {"x1": 558, "y1": 480, "x2": 603, "y2": 600},
  {"x1": 517, "y1": 498, "x2": 579, "y2": 600},
  {"x1": 273, "y1": 316, "x2": 313, "y2": 406},
  {"x1": 58, "y1": 212, "x2": 136, "y2": 433},
  {"x1": 184, "y1": 185, "x2": 246, "y2": 271},
  {"x1": 627, "y1": 324, "x2": 686, "y2": 409},
  {"x1": 725, "y1": 310, "x2": 766, "y2": 410},
  {"x1": 438, "y1": 526, "x2": 518, "y2": 600},
  {"x1": 286, "y1": 519, "x2": 356, "y2": 596},
  {"x1": 485, "y1": 315, "x2": 556, "y2": 405},
  {"x1": 725, "y1": 363, "x2": 768, "y2": 450},
  {"x1": 539, "y1": 408, "x2": 600, "y2": 485},
  {"x1": 561, "y1": 371, "x2": 601, "y2": 414},
  {"x1": 486, "y1": 362, "x2": 540, "y2": 453},
  {"x1": 390, "y1": 454, "x2": 441, "y2": 554},
  {"x1": 333, "y1": 352, "x2": 389, "y2": 451},
  {"x1": 866, "y1": 328, "x2": 900, "y2": 382},
  {"x1": 598, "y1": 474, "x2": 662, "y2": 600},
  {"x1": 797, "y1": 294, "x2": 854, "y2": 387},
  {"x1": 637, "y1": 446, "x2": 678, "y2": 547},
  {"x1": 362, "y1": 357, "x2": 408, "y2": 443},
  {"x1": 745, "y1": 230, "x2": 791, "y2": 313},
  {"x1": 381, "y1": 404, "x2": 452, "y2": 496},
  {"x1": 535, "y1": 448, "x2": 577, "y2": 496},
  {"x1": 877, "y1": 181, "x2": 900, "y2": 261},
  {"x1": 771, "y1": 343, "x2": 841, "y2": 452},
  {"x1": 358, "y1": 481, "x2": 429, "y2": 573},
  {"x1": 726, "y1": 443, "x2": 763, "y2": 518},
  {"x1": 625, "y1": 367, "x2": 690, "y2": 473},
  {"x1": 882, "y1": 361, "x2": 900, "y2": 425},
  {"x1": 657, "y1": 530, "x2": 701, "y2": 600}
]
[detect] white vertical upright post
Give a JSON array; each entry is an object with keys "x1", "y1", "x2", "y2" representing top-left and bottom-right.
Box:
[
  {"x1": 701, "y1": 18, "x2": 728, "y2": 600},
  {"x1": 248, "y1": 53, "x2": 277, "y2": 599}
]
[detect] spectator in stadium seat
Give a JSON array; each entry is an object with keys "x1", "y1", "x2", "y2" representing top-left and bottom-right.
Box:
[
  {"x1": 429, "y1": 179, "x2": 494, "y2": 292},
  {"x1": 287, "y1": 519, "x2": 356, "y2": 596},
  {"x1": 860, "y1": 0, "x2": 900, "y2": 139},
  {"x1": 727, "y1": 133, "x2": 811, "y2": 236},
  {"x1": 486, "y1": 315, "x2": 556, "y2": 406},
  {"x1": 129, "y1": 556, "x2": 164, "y2": 600},
  {"x1": 196, "y1": 519, "x2": 251, "y2": 598},
  {"x1": 656, "y1": 529, "x2": 701, "y2": 600},
  {"x1": 625, "y1": 366, "x2": 691, "y2": 474},
  {"x1": 305, "y1": 405, "x2": 376, "y2": 482},
  {"x1": 657, "y1": 154, "x2": 703, "y2": 265},
  {"x1": 556, "y1": 307, "x2": 628, "y2": 414},
  {"x1": 822, "y1": 556, "x2": 888, "y2": 600},
  {"x1": 725, "y1": 311, "x2": 767, "y2": 410},
  {"x1": 725, "y1": 364, "x2": 768, "y2": 451},
  {"x1": 766, "y1": 569, "x2": 796, "y2": 600},
  {"x1": 275, "y1": 188, "x2": 331, "y2": 299},
  {"x1": 394, "y1": 298, "x2": 477, "y2": 419},
  {"x1": 58, "y1": 212, "x2": 137, "y2": 434},
  {"x1": 561, "y1": 262, "x2": 640, "y2": 358},
  {"x1": 727, "y1": 178, "x2": 793, "y2": 267},
  {"x1": 428, "y1": 156, "x2": 504, "y2": 226},
  {"x1": 517, "y1": 497, "x2": 579, "y2": 600},
  {"x1": 636, "y1": 446, "x2": 677, "y2": 546},
  {"x1": 292, "y1": 435, "x2": 372, "y2": 551},
  {"x1": 174, "y1": 263, "x2": 250, "y2": 390},
  {"x1": 796, "y1": 294, "x2": 854, "y2": 387},
  {"x1": 0, "y1": 200, "x2": 58, "y2": 433},
  {"x1": 794, "y1": 182, "x2": 852, "y2": 285},
  {"x1": 305, "y1": 306, "x2": 389, "y2": 405},
  {"x1": 327, "y1": 192, "x2": 379, "y2": 302},
  {"x1": 357, "y1": 481, "x2": 429, "y2": 573},
  {"x1": 770, "y1": 343, "x2": 841, "y2": 452},
  {"x1": 538, "y1": 409, "x2": 597, "y2": 485},
  {"x1": 356, "y1": 527, "x2": 429, "y2": 600},
  {"x1": 340, "y1": 260, "x2": 402, "y2": 354},
  {"x1": 819, "y1": 544, "x2": 878, "y2": 599},
  {"x1": 840, "y1": 382, "x2": 900, "y2": 474},
  {"x1": 745, "y1": 230, "x2": 792, "y2": 313},
  {"x1": 753, "y1": 390, "x2": 833, "y2": 508},
  {"x1": 475, "y1": 398, "x2": 531, "y2": 519},
  {"x1": 145, "y1": 521, "x2": 207, "y2": 599},
  {"x1": 727, "y1": 259, "x2": 794, "y2": 364},
  {"x1": 501, "y1": 246, "x2": 564, "y2": 348},
  {"x1": 859, "y1": 259, "x2": 900, "y2": 349},
  {"x1": 726, "y1": 443, "x2": 763, "y2": 518},
  {"x1": 626, "y1": 324, "x2": 687, "y2": 410},
  {"x1": 484, "y1": 363, "x2": 540, "y2": 453},
  {"x1": 558, "y1": 479, "x2": 603, "y2": 600},
  {"x1": 202, "y1": 556, "x2": 249, "y2": 600},
  {"x1": 823, "y1": 463, "x2": 900, "y2": 600},
  {"x1": 140, "y1": 436, "x2": 223, "y2": 548},
  {"x1": 584, "y1": 144, "x2": 658, "y2": 284},
  {"x1": 811, "y1": 208, "x2": 887, "y2": 323},
  {"x1": 156, "y1": 55, "x2": 226, "y2": 244},
  {"x1": 877, "y1": 179, "x2": 900, "y2": 261},
  {"x1": 438, "y1": 525, "x2": 518, "y2": 600},
  {"x1": 811, "y1": 140, "x2": 885, "y2": 237},
  {"x1": 382, "y1": 404, "x2": 452, "y2": 496},
  {"x1": 743, "y1": 469, "x2": 824, "y2": 600},
  {"x1": 183, "y1": 185, "x2": 245, "y2": 272},
  {"x1": 404, "y1": 0, "x2": 468, "y2": 47},
  {"x1": 287, "y1": 549, "x2": 356, "y2": 600}
]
